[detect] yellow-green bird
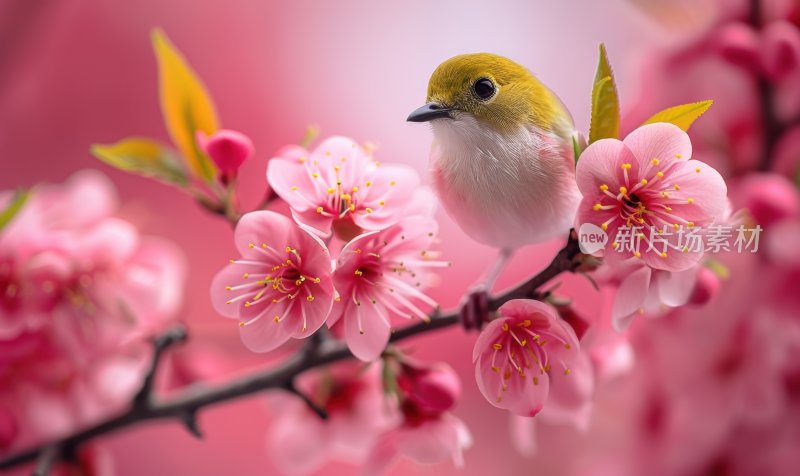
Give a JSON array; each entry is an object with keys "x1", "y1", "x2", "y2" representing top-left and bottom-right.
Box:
[{"x1": 408, "y1": 53, "x2": 581, "y2": 319}]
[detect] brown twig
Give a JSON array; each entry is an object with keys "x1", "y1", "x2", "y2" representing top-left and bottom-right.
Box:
[{"x1": 0, "y1": 234, "x2": 582, "y2": 473}]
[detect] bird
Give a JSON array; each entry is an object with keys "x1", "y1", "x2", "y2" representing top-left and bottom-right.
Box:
[{"x1": 407, "y1": 53, "x2": 581, "y2": 327}]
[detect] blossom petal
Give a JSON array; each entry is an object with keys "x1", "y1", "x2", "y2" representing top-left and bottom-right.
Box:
[
  {"x1": 611, "y1": 265, "x2": 652, "y2": 331},
  {"x1": 575, "y1": 138, "x2": 638, "y2": 196},
  {"x1": 656, "y1": 267, "x2": 699, "y2": 307},
  {"x1": 344, "y1": 302, "x2": 391, "y2": 361},
  {"x1": 233, "y1": 211, "x2": 292, "y2": 256},
  {"x1": 622, "y1": 122, "x2": 692, "y2": 168}
]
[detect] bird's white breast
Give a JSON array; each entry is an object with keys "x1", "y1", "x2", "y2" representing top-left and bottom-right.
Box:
[{"x1": 429, "y1": 114, "x2": 580, "y2": 248}]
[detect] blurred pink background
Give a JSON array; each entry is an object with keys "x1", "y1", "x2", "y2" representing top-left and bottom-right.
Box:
[{"x1": 0, "y1": 1, "x2": 744, "y2": 474}]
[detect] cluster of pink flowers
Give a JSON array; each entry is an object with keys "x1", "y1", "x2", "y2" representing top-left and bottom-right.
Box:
[
  {"x1": 265, "y1": 359, "x2": 471, "y2": 474},
  {"x1": 212, "y1": 136, "x2": 446, "y2": 361},
  {"x1": 0, "y1": 171, "x2": 185, "y2": 452}
]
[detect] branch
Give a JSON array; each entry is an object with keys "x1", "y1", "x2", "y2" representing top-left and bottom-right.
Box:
[{"x1": 0, "y1": 234, "x2": 582, "y2": 472}]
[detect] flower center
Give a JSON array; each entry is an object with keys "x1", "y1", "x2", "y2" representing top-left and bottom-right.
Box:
[{"x1": 489, "y1": 319, "x2": 572, "y2": 404}]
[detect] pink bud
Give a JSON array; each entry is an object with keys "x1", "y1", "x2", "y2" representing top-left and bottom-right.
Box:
[
  {"x1": 761, "y1": 21, "x2": 800, "y2": 82},
  {"x1": 399, "y1": 362, "x2": 461, "y2": 415},
  {"x1": 196, "y1": 129, "x2": 254, "y2": 177},
  {"x1": 688, "y1": 267, "x2": 721, "y2": 306},
  {"x1": 714, "y1": 23, "x2": 762, "y2": 73},
  {"x1": 737, "y1": 173, "x2": 800, "y2": 228}
]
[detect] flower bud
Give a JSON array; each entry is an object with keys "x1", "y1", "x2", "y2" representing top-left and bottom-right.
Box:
[
  {"x1": 761, "y1": 21, "x2": 800, "y2": 82},
  {"x1": 196, "y1": 129, "x2": 254, "y2": 179},
  {"x1": 737, "y1": 173, "x2": 800, "y2": 228},
  {"x1": 688, "y1": 266, "x2": 721, "y2": 306},
  {"x1": 398, "y1": 361, "x2": 461, "y2": 415},
  {"x1": 559, "y1": 307, "x2": 590, "y2": 341},
  {"x1": 714, "y1": 23, "x2": 762, "y2": 73}
]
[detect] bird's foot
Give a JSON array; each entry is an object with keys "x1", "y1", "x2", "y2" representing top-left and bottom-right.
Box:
[{"x1": 459, "y1": 285, "x2": 490, "y2": 331}]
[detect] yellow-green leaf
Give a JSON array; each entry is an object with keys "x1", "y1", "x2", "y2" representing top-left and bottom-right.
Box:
[
  {"x1": 643, "y1": 100, "x2": 714, "y2": 131},
  {"x1": 91, "y1": 137, "x2": 187, "y2": 185},
  {"x1": 151, "y1": 28, "x2": 219, "y2": 182},
  {"x1": 589, "y1": 44, "x2": 620, "y2": 143},
  {"x1": 0, "y1": 189, "x2": 30, "y2": 232}
]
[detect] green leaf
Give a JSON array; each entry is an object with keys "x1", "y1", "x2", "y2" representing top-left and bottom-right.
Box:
[
  {"x1": 589, "y1": 44, "x2": 620, "y2": 143},
  {"x1": 91, "y1": 137, "x2": 188, "y2": 185},
  {"x1": 643, "y1": 100, "x2": 714, "y2": 131},
  {"x1": 0, "y1": 189, "x2": 30, "y2": 232}
]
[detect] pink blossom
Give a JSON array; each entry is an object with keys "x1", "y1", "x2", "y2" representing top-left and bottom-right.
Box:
[
  {"x1": 687, "y1": 266, "x2": 722, "y2": 305},
  {"x1": 210, "y1": 211, "x2": 335, "y2": 352},
  {"x1": 265, "y1": 362, "x2": 399, "y2": 474},
  {"x1": 735, "y1": 172, "x2": 800, "y2": 227},
  {"x1": 576, "y1": 123, "x2": 728, "y2": 271},
  {"x1": 761, "y1": 20, "x2": 800, "y2": 81},
  {"x1": 196, "y1": 129, "x2": 254, "y2": 178},
  {"x1": 329, "y1": 215, "x2": 447, "y2": 361},
  {"x1": 473, "y1": 299, "x2": 580, "y2": 417},
  {"x1": 363, "y1": 361, "x2": 472, "y2": 474},
  {"x1": 0, "y1": 171, "x2": 186, "y2": 449},
  {"x1": 266, "y1": 136, "x2": 420, "y2": 237}
]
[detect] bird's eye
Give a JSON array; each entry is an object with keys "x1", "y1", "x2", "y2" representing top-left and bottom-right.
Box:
[{"x1": 473, "y1": 78, "x2": 496, "y2": 100}]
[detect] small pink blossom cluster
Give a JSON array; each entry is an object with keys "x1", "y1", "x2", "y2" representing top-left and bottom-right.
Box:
[
  {"x1": 211, "y1": 136, "x2": 445, "y2": 362},
  {"x1": 0, "y1": 171, "x2": 185, "y2": 452},
  {"x1": 266, "y1": 359, "x2": 471, "y2": 474}
]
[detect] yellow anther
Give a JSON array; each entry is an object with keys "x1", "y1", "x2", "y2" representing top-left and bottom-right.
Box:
[
  {"x1": 619, "y1": 186, "x2": 628, "y2": 194},
  {"x1": 641, "y1": 179, "x2": 648, "y2": 185},
  {"x1": 365, "y1": 208, "x2": 373, "y2": 213},
  {"x1": 352, "y1": 186, "x2": 359, "y2": 192},
  {"x1": 651, "y1": 158, "x2": 660, "y2": 165},
  {"x1": 687, "y1": 221, "x2": 695, "y2": 228},
  {"x1": 491, "y1": 366, "x2": 500, "y2": 373},
  {"x1": 327, "y1": 187, "x2": 335, "y2": 194},
  {"x1": 502, "y1": 323, "x2": 509, "y2": 332},
  {"x1": 533, "y1": 376, "x2": 539, "y2": 385},
  {"x1": 299, "y1": 157, "x2": 306, "y2": 163},
  {"x1": 664, "y1": 206, "x2": 672, "y2": 212},
  {"x1": 390, "y1": 180, "x2": 396, "y2": 186},
  {"x1": 273, "y1": 315, "x2": 280, "y2": 322},
  {"x1": 225, "y1": 286, "x2": 232, "y2": 291},
  {"x1": 673, "y1": 184, "x2": 680, "y2": 190},
  {"x1": 291, "y1": 185, "x2": 298, "y2": 191},
  {"x1": 601, "y1": 223, "x2": 608, "y2": 231},
  {"x1": 599, "y1": 184, "x2": 609, "y2": 191},
  {"x1": 239, "y1": 321, "x2": 245, "y2": 327},
  {"x1": 564, "y1": 368, "x2": 571, "y2": 376},
  {"x1": 244, "y1": 301, "x2": 251, "y2": 307},
  {"x1": 612, "y1": 242, "x2": 620, "y2": 249},
  {"x1": 306, "y1": 295, "x2": 314, "y2": 302},
  {"x1": 493, "y1": 343, "x2": 503, "y2": 350},
  {"x1": 248, "y1": 243, "x2": 255, "y2": 248},
  {"x1": 243, "y1": 273, "x2": 249, "y2": 279},
  {"x1": 365, "y1": 181, "x2": 373, "y2": 187},
  {"x1": 354, "y1": 269, "x2": 363, "y2": 276},
  {"x1": 673, "y1": 223, "x2": 680, "y2": 230},
  {"x1": 521, "y1": 319, "x2": 531, "y2": 327},
  {"x1": 379, "y1": 200, "x2": 385, "y2": 206},
  {"x1": 687, "y1": 198, "x2": 695, "y2": 204},
  {"x1": 634, "y1": 251, "x2": 641, "y2": 258},
  {"x1": 312, "y1": 172, "x2": 319, "y2": 178},
  {"x1": 695, "y1": 167, "x2": 701, "y2": 173},
  {"x1": 593, "y1": 203, "x2": 603, "y2": 211},
  {"x1": 621, "y1": 163, "x2": 632, "y2": 170},
  {"x1": 656, "y1": 171, "x2": 664, "y2": 178},
  {"x1": 675, "y1": 154, "x2": 682, "y2": 158}
]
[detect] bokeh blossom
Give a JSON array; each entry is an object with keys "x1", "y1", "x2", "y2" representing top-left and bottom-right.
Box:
[
  {"x1": 473, "y1": 299, "x2": 580, "y2": 417},
  {"x1": 265, "y1": 362, "x2": 399, "y2": 475},
  {"x1": 267, "y1": 136, "x2": 420, "y2": 238},
  {"x1": 0, "y1": 171, "x2": 185, "y2": 449},
  {"x1": 329, "y1": 215, "x2": 447, "y2": 361},
  {"x1": 210, "y1": 211, "x2": 335, "y2": 352},
  {"x1": 364, "y1": 361, "x2": 471, "y2": 474}
]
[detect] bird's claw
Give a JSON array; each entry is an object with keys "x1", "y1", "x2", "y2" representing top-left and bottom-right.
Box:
[{"x1": 459, "y1": 286, "x2": 490, "y2": 330}]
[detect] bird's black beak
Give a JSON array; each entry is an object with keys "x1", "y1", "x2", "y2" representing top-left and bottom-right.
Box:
[{"x1": 407, "y1": 103, "x2": 453, "y2": 122}]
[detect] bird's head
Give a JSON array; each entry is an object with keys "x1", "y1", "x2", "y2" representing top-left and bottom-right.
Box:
[{"x1": 408, "y1": 53, "x2": 566, "y2": 135}]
